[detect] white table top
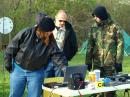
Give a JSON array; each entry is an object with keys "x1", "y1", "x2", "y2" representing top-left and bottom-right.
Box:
[{"x1": 42, "y1": 83, "x2": 130, "y2": 97}]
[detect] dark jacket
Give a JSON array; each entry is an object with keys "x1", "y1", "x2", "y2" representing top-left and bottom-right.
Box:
[
  {"x1": 4, "y1": 26, "x2": 68, "y2": 71},
  {"x1": 63, "y1": 22, "x2": 78, "y2": 61}
]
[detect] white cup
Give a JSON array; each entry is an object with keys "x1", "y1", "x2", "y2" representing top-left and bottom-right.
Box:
[{"x1": 94, "y1": 69, "x2": 100, "y2": 81}]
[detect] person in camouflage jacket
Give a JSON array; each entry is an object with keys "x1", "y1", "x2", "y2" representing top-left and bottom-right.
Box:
[{"x1": 85, "y1": 6, "x2": 124, "y2": 97}]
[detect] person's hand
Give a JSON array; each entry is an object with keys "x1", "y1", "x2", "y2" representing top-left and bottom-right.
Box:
[
  {"x1": 86, "y1": 64, "x2": 92, "y2": 71},
  {"x1": 114, "y1": 64, "x2": 122, "y2": 72},
  {"x1": 5, "y1": 64, "x2": 12, "y2": 73}
]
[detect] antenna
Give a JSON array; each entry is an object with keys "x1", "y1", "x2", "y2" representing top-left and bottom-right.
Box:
[{"x1": 0, "y1": 3, "x2": 14, "y2": 97}]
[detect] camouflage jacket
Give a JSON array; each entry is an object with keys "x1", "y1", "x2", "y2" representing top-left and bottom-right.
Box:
[{"x1": 85, "y1": 18, "x2": 124, "y2": 67}]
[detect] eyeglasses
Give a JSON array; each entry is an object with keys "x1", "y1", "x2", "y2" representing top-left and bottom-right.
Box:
[{"x1": 59, "y1": 20, "x2": 66, "y2": 23}]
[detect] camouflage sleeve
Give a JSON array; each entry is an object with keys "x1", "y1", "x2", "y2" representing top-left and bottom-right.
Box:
[
  {"x1": 85, "y1": 27, "x2": 95, "y2": 65},
  {"x1": 116, "y1": 27, "x2": 124, "y2": 64}
]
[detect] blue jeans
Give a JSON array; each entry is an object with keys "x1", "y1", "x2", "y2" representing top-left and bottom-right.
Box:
[
  {"x1": 44, "y1": 61, "x2": 64, "y2": 78},
  {"x1": 9, "y1": 62, "x2": 44, "y2": 97}
]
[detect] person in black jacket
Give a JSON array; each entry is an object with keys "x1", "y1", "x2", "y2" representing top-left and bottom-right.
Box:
[
  {"x1": 44, "y1": 10, "x2": 78, "y2": 77},
  {"x1": 4, "y1": 17, "x2": 68, "y2": 97}
]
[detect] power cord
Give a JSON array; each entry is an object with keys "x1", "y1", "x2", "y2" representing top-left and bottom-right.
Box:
[
  {"x1": 77, "y1": 80, "x2": 84, "y2": 97},
  {"x1": 48, "y1": 87, "x2": 57, "y2": 97},
  {"x1": 46, "y1": 83, "x2": 59, "y2": 97}
]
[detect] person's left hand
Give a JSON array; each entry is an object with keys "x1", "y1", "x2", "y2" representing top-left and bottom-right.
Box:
[
  {"x1": 86, "y1": 64, "x2": 92, "y2": 71},
  {"x1": 114, "y1": 63, "x2": 122, "y2": 72},
  {"x1": 5, "y1": 63, "x2": 12, "y2": 73}
]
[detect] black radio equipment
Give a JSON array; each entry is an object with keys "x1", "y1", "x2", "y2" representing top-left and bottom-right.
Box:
[{"x1": 68, "y1": 73, "x2": 85, "y2": 90}]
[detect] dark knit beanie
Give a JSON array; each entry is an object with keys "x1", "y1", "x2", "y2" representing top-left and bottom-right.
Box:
[
  {"x1": 38, "y1": 17, "x2": 55, "y2": 32},
  {"x1": 35, "y1": 12, "x2": 48, "y2": 25},
  {"x1": 92, "y1": 6, "x2": 108, "y2": 20}
]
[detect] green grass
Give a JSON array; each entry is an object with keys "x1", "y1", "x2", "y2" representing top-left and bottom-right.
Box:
[{"x1": 0, "y1": 52, "x2": 130, "y2": 97}]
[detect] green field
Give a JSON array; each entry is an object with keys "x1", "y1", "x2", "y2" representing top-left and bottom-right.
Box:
[{"x1": 0, "y1": 52, "x2": 130, "y2": 97}]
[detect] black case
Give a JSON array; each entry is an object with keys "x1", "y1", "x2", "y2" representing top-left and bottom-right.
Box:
[{"x1": 68, "y1": 73, "x2": 85, "y2": 90}]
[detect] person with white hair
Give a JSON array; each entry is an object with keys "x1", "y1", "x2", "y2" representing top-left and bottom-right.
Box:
[{"x1": 44, "y1": 10, "x2": 78, "y2": 77}]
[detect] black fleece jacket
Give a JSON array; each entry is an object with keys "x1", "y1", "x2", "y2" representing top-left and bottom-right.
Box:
[{"x1": 4, "y1": 26, "x2": 68, "y2": 71}]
